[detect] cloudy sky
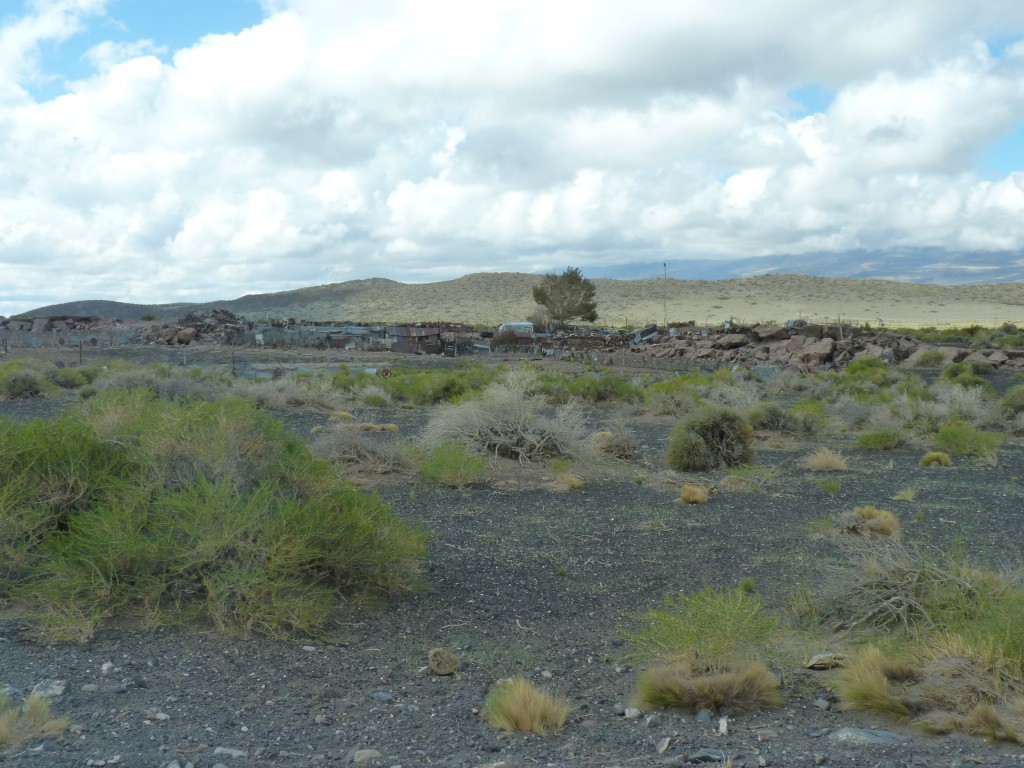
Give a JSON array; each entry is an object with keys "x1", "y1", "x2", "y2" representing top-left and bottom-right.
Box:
[{"x1": 2, "y1": 0, "x2": 1024, "y2": 314}]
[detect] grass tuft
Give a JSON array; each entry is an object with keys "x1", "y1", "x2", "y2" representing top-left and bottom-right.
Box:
[
  {"x1": 420, "y1": 442, "x2": 489, "y2": 487},
  {"x1": 802, "y1": 447, "x2": 848, "y2": 472},
  {"x1": 920, "y1": 451, "x2": 953, "y2": 467},
  {"x1": 680, "y1": 484, "x2": 709, "y2": 504},
  {"x1": 0, "y1": 693, "x2": 68, "y2": 747},
  {"x1": 834, "y1": 505, "x2": 901, "y2": 539},
  {"x1": 834, "y1": 647, "x2": 915, "y2": 720},
  {"x1": 636, "y1": 661, "x2": 783, "y2": 713},
  {"x1": 484, "y1": 678, "x2": 570, "y2": 735}
]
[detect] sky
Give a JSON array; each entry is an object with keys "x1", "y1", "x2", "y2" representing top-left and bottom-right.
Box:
[{"x1": 2, "y1": 0, "x2": 1024, "y2": 315}]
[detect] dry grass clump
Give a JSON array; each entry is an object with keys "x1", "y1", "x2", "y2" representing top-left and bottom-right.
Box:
[
  {"x1": 680, "y1": 484, "x2": 709, "y2": 504},
  {"x1": 420, "y1": 368, "x2": 592, "y2": 463},
  {"x1": 590, "y1": 414, "x2": 639, "y2": 459},
  {"x1": 802, "y1": 447, "x2": 848, "y2": 472},
  {"x1": 636, "y1": 661, "x2": 783, "y2": 713},
  {"x1": 555, "y1": 472, "x2": 584, "y2": 491},
  {"x1": 310, "y1": 430, "x2": 407, "y2": 475},
  {"x1": 484, "y1": 678, "x2": 570, "y2": 735},
  {"x1": 835, "y1": 645, "x2": 1024, "y2": 744},
  {"x1": 834, "y1": 647, "x2": 917, "y2": 720},
  {"x1": 0, "y1": 693, "x2": 69, "y2": 747},
  {"x1": 833, "y1": 506, "x2": 901, "y2": 539},
  {"x1": 920, "y1": 451, "x2": 953, "y2": 467}
]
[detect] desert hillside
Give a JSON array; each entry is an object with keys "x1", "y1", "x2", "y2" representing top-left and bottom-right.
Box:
[{"x1": 20, "y1": 272, "x2": 1024, "y2": 327}]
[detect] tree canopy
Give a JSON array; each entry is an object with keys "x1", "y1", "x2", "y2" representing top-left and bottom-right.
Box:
[{"x1": 532, "y1": 267, "x2": 597, "y2": 327}]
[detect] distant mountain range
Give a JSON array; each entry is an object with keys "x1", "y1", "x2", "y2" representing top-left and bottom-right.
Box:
[
  {"x1": 585, "y1": 248, "x2": 1024, "y2": 283},
  {"x1": 12, "y1": 250, "x2": 1024, "y2": 326}
]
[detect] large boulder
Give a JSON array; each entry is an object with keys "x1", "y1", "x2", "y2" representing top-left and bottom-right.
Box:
[
  {"x1": 800, "y1": 338, "x2": 836, "y2": 366},
  {"x1": 715, "y1": 333, "x2": 750, "y2": 350}
]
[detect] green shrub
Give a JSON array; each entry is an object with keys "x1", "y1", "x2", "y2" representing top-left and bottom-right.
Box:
[
  {"x1": 933, "y1": 422, "x2": 1005, "y2": 458},
  {"x1": 854, "y1": 429, "x2": 904, "y2": 451},
  {"x1": 0, "y1": 365, "x2": 51, "y2": 399},
  {"x1": 666, "y1": 407, "x2": 753, "y2": 472},
  {"x1": 1001, "y1": 385, "x2": 1024, "y2": 416},
  {"x1": 643, "y1": 373, "x2": 706, "y2": 415},
  {"x1": 789, "y1": 397, "x2": 829, "y2": 433},
  {"x1": 915, "y1": 349, "x2": 946, "y2": 367},
  {"x1": 0, "y1": 391, "x2": 427, "y2": 640},
  {"x1": 47, "y1": 367, "x2": 89, "y2": 389},
  {"x1": 747, "y1": 401, "x2": 796, "y2": 433},
  {"x1": 626, "y1": 584, "x2": 779, "y2": 668},
  {"x1": 420, "y1": 442, "x2": 489, "y2": 487},
  {"x1": 538, "y1": 370, "x2": 641, "y2": 404},
  {"x1": 940, "y1": 362, "x2": 995, "y2": 394},
  {"x1": 382, "y1": 365, "x2": 500, "y2": 406}
]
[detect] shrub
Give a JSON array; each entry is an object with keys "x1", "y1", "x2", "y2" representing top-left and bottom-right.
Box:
[
  {"x1": 591, "y1": 414, "x2": 639, "y2": 459},
  {"x1": 636, "y1": 661, "x2": 783, "y2": 714},
  {"x1": 665, "y1": 407, "x2": 753, "y2": 472},
  {"x1": 916, "y1": 349, "x2": 946, "y2": 367},
  {"x1": 420, "y1": 443, "x2": 489, "y2": 487},
  {"x1": 626, "y1": 584, "x2": 779, "y2": 668},
  {"x1": 747, "y1": 401, "x2": 796, "y2": 433},
  {"x1": 310, "y1": 430, "x2": 407, "y2": 475},
  {"x1": 940, "y1": 363, "x2": 995, "y2": 394},
  {"x1": 1002, "y1": 384, "x2": 1024, "y2": 416},
  {"x1": 0, "y1": 370, "x2": 48, "y2": 399},
  {"x1": 0, "y1": 391, "x2": 427, "y2": 640},
  {"x1": 802, "y1": 447, "x2": 848, "y2": 472},
  {"x1": 48, "y1": 367, "x2": 89, "y2": 389},
  {"x1": 933, "y1": 422, "x2": 1005, "y2": 458},
  {"x1": 484, "y1": 678, "x2": 570, "y2": 735},
  {"x1": 419, "y1": 369, "x2": 592, "y2": 463},
  {"x1": 680, "y1": 484, "x2": 709, "y2": 504},
  {"x1": 382, "y1": 365, "x2": 500, "y2": 406},
  {"x1": 920, "y1": 451, "x2": 952, "y2": 467},
  {"x1": 555, "y1": 472, "x2": 584, "y2": 491},
  {"x1": 538, "y1": 370, "x2": 641, "y2": 404},
  {"x1": 643, "y1": 373, "x2": 705, "y2": 415},
  {"x1": 854, "y1": 429, "x2": 904, "y2": 451}
]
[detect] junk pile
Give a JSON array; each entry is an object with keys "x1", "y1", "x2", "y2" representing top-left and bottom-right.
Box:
[{"x1": 141, "y1": 309, "x2": 251, "y2": 346}]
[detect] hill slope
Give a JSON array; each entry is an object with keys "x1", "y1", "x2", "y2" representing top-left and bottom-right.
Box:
[{"x1": 19, "y1": 272, "x2": 1024, "y2": 327}]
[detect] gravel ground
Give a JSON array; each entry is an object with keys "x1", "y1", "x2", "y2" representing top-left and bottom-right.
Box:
[{"x1": 2, "y1": 351, "x2": 1024, "y2": 767}]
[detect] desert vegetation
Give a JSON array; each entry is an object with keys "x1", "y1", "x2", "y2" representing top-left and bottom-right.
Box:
[{"x1": 0, "y1": 342, "x2": 1022, "y2": 759}]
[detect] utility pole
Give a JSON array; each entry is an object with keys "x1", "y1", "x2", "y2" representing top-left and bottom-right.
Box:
[{"x1": 663, "y1": 262, "x2": 668, "y2": 329}]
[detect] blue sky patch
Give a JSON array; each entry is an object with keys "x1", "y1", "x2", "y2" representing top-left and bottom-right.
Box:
[
  {"x1": 786, "y1": 83, "x2": 835, "y2": 118},
  {"x1": 21, "y1": 0, "x2": 266, "y2": 101}
]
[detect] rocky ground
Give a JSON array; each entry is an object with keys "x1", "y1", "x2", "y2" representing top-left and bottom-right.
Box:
[{"x1": 1, "y1": 349, "x2": 1024, "y2": 767}]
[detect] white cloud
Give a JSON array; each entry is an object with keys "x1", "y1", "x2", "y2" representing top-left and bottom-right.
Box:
[{"x1": 3, "y1": 0, "x2": 1024, "y2": 313}]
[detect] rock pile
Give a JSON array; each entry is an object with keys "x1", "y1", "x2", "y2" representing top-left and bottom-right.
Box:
[
  {"x1": 140, "y1": 309, "x2": 250, "y2": 346},
  {"x1": 631, "y1": 322, "x2": 1023, "y2": 371}
]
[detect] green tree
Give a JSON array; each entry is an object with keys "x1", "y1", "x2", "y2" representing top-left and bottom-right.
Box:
[{"x1": 532, "y1": 267, "x2": 597, "y2": 328}]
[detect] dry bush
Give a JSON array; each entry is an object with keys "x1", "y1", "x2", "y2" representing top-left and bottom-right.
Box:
[
  {"x1": 833, "y1": 506, "x2": 901, "y2": 539},
  {"x1": 802, "y1": 447, "x2": 848, "y2": 472},
  {"x1": 241, "y1": 376, "x2": 346, "y2": 411},
  {"x1": 484, "y1": 678, "x2": 570, "y2": 735},
  {"x1": 680, "y1": 484, "x2": 709, "y2": 504},
  {"x1": 933, "y1": 382, "x2": 999, "y2": 428},
  {"x1": 701, "y1": 380, "x2": 763, "y2": 412},
  {"x1": 420, "y1": 368, "x2": 592, "y2": 463},
  {"x1": 309, "y1": 430, "x2": 407, "y2": 474},
  {"x1": 636, "y1": 661, "x2": 783, "y2": 713},
  {"x1": 591, "y1": 413, "x2": 639, "y2": 459}
]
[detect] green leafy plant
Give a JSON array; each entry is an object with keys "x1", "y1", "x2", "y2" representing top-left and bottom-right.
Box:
[{"x1": 814, "y1": 477, "x2": 842, "y2": 497}]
